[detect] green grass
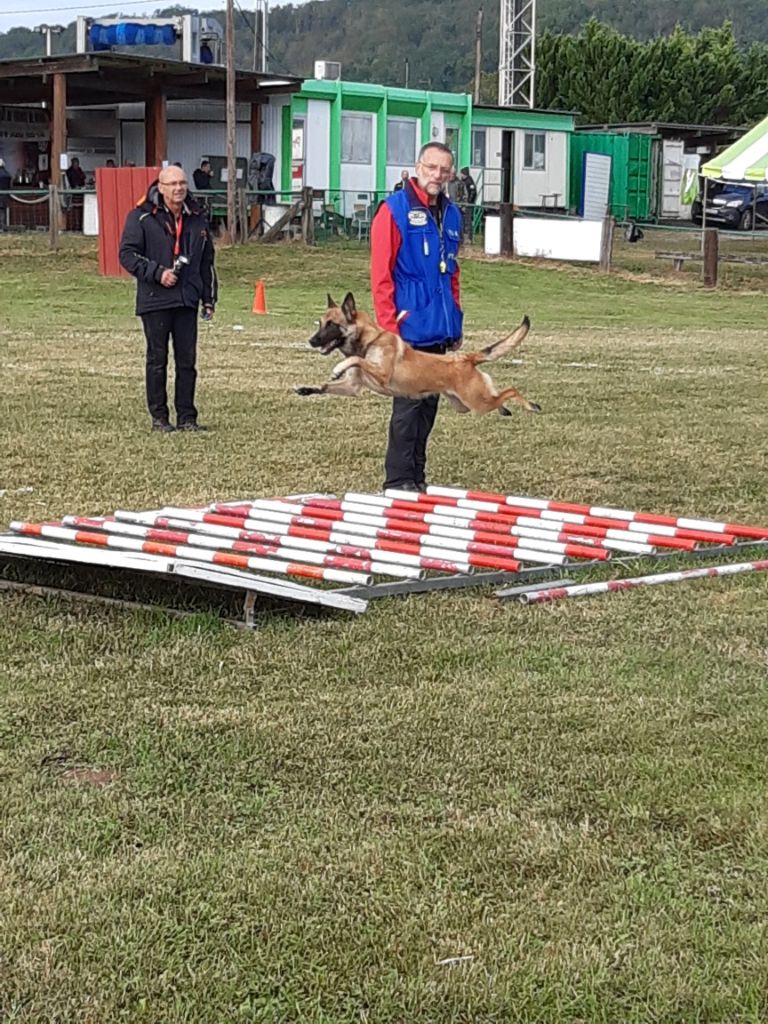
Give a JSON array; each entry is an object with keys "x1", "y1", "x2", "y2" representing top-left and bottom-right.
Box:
[{"x1": 2, "y1": 235, "x2": 768, "y2": 1022}]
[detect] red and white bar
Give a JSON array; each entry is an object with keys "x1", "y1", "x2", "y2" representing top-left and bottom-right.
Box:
[
  {"x1": 9, "y1": 521, "x2": 371, "y2": 586},
  {"x1": 380, "y1": 491, "x2": 732, "y2": 549},
  {"x1": 255, "y1": 495, "x2": 654, "y2": 557},
  {"x1": 154, "y1": 505, "x2": 563, "y2": 571},
  {"x1": 201, "y1": 501, "x2": 609, "y2": 562},
  {"x1": 332, "y1": 495, "x2": 671, "y2": 555},
  {"x1": 145, "y1": 506, "x2": 553, "y2": 572},
  {"x1": 519, "y1": 559, "x2": 768, "y2": 605},
  {"x1": 347, "y1": 494, "x2": 700, "y2": 553},
  {"x1": 423, "y1": 486, "x2": 767, "y2": 542},
  {"x1": 62, "y1": 516, "x2": 425, "y2": 581},
  {"x1": 242, "y1": 495, "x2": 670, "y2": 555}
]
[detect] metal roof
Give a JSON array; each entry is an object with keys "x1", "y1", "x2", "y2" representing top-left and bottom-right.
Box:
[{"x1": 0, "y1": 52, "x2": 302, "y2": 107}]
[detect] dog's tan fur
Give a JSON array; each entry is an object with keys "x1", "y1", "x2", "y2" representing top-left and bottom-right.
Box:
[{"x1": 296, "y1": 293, "x2": 540, "y2": 417}]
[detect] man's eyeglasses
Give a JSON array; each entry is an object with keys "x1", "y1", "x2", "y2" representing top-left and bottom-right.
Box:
[{"x1": 418, "y1": 161, "x2": 453, "y2": 178}]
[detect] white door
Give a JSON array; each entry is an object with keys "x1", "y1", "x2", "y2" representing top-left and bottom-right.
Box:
[{"x1": 662, "y1": 140, "x2": 685, "y2": 218}]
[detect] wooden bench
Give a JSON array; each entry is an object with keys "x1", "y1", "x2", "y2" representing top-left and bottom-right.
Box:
[
  {"x1": 656, "y1": 250, "x2": 768, "y2": 270},
  {"x1": 655, "y1": 251, "x2": 697, "y2": 271}
]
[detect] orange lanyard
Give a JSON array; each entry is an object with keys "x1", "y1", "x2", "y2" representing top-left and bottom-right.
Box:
[{"x1": 173, "y1": 212, "x2": 183, "y2": 256}]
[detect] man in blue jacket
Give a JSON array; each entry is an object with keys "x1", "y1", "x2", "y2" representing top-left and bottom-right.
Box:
[
  {"x1": 370, "y1": 142, "x2": 463, "y2": 491},
  {"x1": 119, "y1": 166, "x2": 217, "y2": 432}
]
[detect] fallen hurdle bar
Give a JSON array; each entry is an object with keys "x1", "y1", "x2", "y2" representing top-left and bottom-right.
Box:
[
  {"x1": 514, "y1": 559, "x2": 768, "y2": 605},
  {"x1": 423, "y1": 486, "x2": 768, "y2": 542}
]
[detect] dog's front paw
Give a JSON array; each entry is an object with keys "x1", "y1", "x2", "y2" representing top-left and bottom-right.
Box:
[
  {"x1": 528, "y1": 402, "x2": 542, "y2": 413},
  {"x1": 295, "y1": 386, "x2": 319, "y2": 397}
]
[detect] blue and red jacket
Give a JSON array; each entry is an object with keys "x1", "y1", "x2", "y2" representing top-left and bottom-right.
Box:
[{"x1": 371, "y1": 179, "x2": 463, "y2": 347}]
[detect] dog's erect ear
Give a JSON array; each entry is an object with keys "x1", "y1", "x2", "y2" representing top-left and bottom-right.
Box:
[
  {"x1": 341, "y1": 292, "x2": 357, "y2": 323},
  {"x1": 327, "y1": 293, "x2": 338, "y2": 309}
]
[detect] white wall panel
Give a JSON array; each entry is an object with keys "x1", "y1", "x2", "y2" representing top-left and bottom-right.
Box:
[{"x1": 305, "y1": 99, "x2": 330, "y2": 190}]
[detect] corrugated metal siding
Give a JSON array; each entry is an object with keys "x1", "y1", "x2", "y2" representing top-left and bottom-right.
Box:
[
  {"x1": 167, "y1": 122, "x2": 251, "y2": 176},
  {"x1": 570, "y1": 133, "x2": 654, "y2": 220}
]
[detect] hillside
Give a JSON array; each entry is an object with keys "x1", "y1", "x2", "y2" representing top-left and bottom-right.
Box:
[
  {"x1": 1, "y1": 0, "x2": 766, "y2": 89},
  {"x1": 266, "y1": 0, "x2": 768, "y2": 87}
]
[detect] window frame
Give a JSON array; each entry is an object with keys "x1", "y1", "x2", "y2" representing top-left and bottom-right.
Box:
[
  {"x1": 386, "y1": 117, "x2": 418, "y2": 167},
  {"x1": 523, "y1": 131, "x2": 546, "y2": 171},
  {"x1": 341, "y1": 113, "x2": 373, "y2": 165}
]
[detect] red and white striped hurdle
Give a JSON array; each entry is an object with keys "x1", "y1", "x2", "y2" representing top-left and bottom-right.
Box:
[{"x1": 2, "y1": 485, "x2": 767, "y2": 621}]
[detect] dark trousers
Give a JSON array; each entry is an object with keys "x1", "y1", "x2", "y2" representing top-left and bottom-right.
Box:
[
  {"x1": 141, "y1": 307, "x2": 198, "y2": 423},
  {"x1": 383, "y1": 341, "x2": 447, "y2": 490}
]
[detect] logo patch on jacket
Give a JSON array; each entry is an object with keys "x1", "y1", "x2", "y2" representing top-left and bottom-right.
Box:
[{"x1": 407, "y1": 210, "x2": 428, "y2": 227}]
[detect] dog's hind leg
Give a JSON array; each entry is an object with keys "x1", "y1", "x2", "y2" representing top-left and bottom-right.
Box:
[
  {"x1": 444, "y1": 392, "x2": 471, "y2": 413},
  {"x1": 492, "y1": 386, "x2": 542, "y2": 413}
]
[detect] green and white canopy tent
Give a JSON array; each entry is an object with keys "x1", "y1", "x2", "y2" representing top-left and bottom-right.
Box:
[{"x1": 701, "y1": 114, "x2": 768, "y2": 182}]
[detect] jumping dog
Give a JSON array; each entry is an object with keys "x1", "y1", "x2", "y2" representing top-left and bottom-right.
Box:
[{"x1": 295, "y1": 293, "x2": 541, "y2": 416}]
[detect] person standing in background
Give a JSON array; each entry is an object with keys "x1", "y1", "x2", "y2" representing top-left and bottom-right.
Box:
[
  {"x1": 370, "y1": 142, "x2": 463, "y2": 491},
  {"x1": 119, "y1": 167, "x2": 217, "y2": 433}
]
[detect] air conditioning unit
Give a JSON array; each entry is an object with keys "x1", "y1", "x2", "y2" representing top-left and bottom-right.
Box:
[{"x1": 314, "y1": 60, "x2": 341, "y2": 81}]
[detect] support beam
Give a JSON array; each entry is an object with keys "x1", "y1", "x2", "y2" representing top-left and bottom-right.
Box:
[
  {"x1": 145, "y1": 93, "x2": 167, "y2": 166},
  {"x1": 250, "y1": 102, "x2": 262, "y2": 156},
  {"x1": 50, "y1": 72, "x2": 66, "y2": 191},
  {"x1": 50, "y1": 72, "x2": 67, "y2": 232}
]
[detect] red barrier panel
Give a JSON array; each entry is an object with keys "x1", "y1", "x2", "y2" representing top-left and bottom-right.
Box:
[{"x1": 96, "y1": 166, "x2": 160, "y2": 277}]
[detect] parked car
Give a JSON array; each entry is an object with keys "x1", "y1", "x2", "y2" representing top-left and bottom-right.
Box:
[{"x1": 691, "y1": 183, "x2": 768, "y2": 230}]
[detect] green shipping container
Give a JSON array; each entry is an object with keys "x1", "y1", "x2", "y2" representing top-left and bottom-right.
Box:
[{"x1": 569, "y1": 132, "x2": 656, "y2": 221}]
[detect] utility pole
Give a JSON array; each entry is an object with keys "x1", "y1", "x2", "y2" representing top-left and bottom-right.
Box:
[
  {"x1": 252, "y1": 0, "x2": 268, "y2": 73},
  {"x1": 225, "y1": 0, "x2": 237, "y2": 244},
  {"x1": 473, "y1": 8, "x2": 483, "y2": 104},
  {"x1": 404, "y1": 58, "x2": 409, "y2": 89}
]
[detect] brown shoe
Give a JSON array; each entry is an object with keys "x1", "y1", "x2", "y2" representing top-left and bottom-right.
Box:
[
  {"x1": 151, "y1": 419, "x2": 175, "y2": 433},
  {"x1": 177, "y1": 421, "x2": 207, "y2": 432}
]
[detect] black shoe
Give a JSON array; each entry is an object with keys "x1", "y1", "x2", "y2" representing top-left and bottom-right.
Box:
[
  {"x1": 177, "y1": 421, "x2": 207, "y2": 432},
  {"x1": 151, "y1": 419, "x2": 175, "y2": 433}
]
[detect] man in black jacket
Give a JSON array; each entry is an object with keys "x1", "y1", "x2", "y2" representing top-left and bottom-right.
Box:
[{"x1": 119, "y1": 166, "x2": 217, "y2": 432}]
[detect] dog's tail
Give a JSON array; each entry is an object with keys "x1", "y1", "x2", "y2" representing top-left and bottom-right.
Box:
[{"x1": 468, "y1": 316, "x2": 530, "y2": 364}]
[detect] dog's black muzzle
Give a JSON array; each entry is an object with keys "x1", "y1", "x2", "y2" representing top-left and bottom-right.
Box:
[{"x1": 308, "y1": 322, "x2": 344, "y2": 356}]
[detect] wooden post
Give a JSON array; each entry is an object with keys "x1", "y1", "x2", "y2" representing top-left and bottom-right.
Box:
[
  {"x1": 301, "y1": 186, "x2": 314, "y2": 245},
  {"x1": 225, "y1": 0, "x2": 237, "y2": 246},
  {"x1": 145, "y1": 93, "x2": 167, "y2": 165},
  {"x1": 702, "y1": 227, "x2": 719, "y2": 288},
  {"x1": 50, "y1": 72, "x2": 66, "y2": 232},
  {"x1": 599, "y1": 214, "x2": 615, "y2": 272},
  {"x1": 500, "y1": 202, "x2": 514, "y2": 256},
  {"x1": 48, "y1": 184, "x2": 59, "y2": 251}
]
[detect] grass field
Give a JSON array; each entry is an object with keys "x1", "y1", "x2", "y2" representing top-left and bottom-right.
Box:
[{"x1": 2, "y1": 235, "x2": 768, "y2": 1023}]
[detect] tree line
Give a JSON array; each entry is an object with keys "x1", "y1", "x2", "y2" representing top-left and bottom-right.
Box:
[{"x1": 1, "y1": 3, "x2": 767, "y2": 127}]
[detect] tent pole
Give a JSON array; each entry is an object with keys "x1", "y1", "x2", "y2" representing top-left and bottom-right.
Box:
[{"x1": 752, "y1": 183, "x2": 757, "y2": 237}]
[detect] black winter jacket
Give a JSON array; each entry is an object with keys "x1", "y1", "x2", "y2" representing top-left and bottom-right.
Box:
[{"x1": 119, "y1": 183, "x2": 218, "y2": 315}]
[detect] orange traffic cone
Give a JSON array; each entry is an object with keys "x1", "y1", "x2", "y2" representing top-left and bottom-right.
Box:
[{"x1": 252, "y1": 279, "x2": 267, "y2": 315}]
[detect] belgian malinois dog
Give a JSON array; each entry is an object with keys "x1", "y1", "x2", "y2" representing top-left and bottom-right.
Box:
[{"x1": 295, "y1": 293, "x2": 541, "y2": 417}]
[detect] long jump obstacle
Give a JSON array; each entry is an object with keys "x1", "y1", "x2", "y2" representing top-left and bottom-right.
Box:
[{"x1": 1, "y1": 487, "x2": 767, "y2": 625}]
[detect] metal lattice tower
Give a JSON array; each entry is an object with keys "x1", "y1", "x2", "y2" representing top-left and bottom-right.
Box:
[{"x1": 497, "y1": 0, "x2": 536, "y2": 108}]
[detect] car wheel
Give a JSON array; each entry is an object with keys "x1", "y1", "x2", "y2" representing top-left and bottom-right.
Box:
[{"x1": 739, "y1": 209, "x2": 753, "y2": 231}]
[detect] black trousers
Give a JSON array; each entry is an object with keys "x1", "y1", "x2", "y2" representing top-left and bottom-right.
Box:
[
  {"x1": 141, "y1": 307, "x2": 198, "y2": 423},
  {"x1": 383, "y1": 341, "x2": 448, "y2": 490}
]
